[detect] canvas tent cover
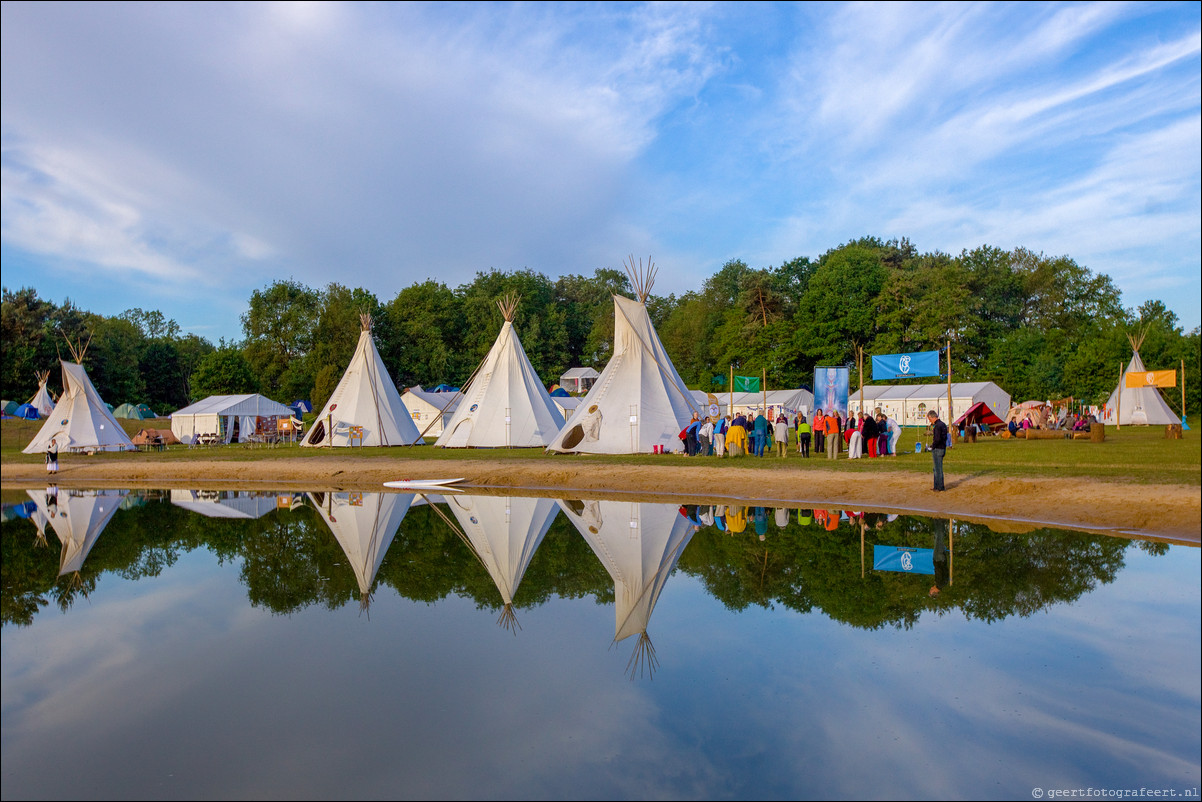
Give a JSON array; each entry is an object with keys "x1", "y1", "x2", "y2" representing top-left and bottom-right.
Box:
[
  {"x1": 436, "y1": 318, "x2": 564, "y2": 448},
  {"x1": 548, "y1": 294, "x2": 699, "y2": 454},
  {"x1": 303, "y1": 324, "x2": 423, "y2": 447},
  {"x1": 23, "y1": 361, "x2": 134, "y2": 453},
  {"x1": 1102, "y1": 351, "x2": 1178, "y2": 426},
  {"x1": 954, "y1": 401, "x2": 1005, "y2": 429}
]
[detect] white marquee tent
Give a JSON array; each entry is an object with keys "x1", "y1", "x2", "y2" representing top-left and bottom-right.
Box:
[
  {"x1": 849, "y1": 382, "x2": 1010, "y2": 425},
  {"x1": 436, "y1": 296, "x2": 564, "y2": 448},
  {"x1": 303, "y1": 315, "x2": 423, "y2": 447},
  {"x1": 171, "y1": 394, "x2": 292, "y2": 445},
  {"x1": 170, "y1": 489, "x2": 283, "y2": 519},
  {"x1": 548, "y1": 259, "x2": 700, "y2": 454}
]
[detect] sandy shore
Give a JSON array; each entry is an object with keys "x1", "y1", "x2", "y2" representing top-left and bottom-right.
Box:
[{"x1": 3, "y1": 454, "x2": 1198, "y2": 543}]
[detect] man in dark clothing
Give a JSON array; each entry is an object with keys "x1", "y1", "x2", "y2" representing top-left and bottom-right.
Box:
[{"x1": 927, "y1": 410, "x2": 948, "y2": 491}]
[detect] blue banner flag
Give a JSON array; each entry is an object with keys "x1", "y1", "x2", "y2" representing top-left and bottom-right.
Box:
[
  {"x1": 871, "y1": 351, "x2": 941, "y2": 381},
  {"x1": 873, "y1": 545, "x2": 935, "y2": 574}
]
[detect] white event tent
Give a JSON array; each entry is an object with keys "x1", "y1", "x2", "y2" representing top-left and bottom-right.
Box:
[{"x1": 171, "y1": 394, "x2": 292, "y2": 444}]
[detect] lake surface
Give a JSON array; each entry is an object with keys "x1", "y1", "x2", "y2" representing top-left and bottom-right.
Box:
[{"x1": 2, "y1": 488, "x2": 1199, "y2": 800}]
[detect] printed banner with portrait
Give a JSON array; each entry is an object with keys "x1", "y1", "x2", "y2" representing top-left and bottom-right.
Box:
[{"x1": 813, "y1": 366, "x2": 849, "y2": 418}]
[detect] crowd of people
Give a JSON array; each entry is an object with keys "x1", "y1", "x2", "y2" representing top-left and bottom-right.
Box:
[{"x1": 679, "y1": 407, "x2": 903, "y2": 459}]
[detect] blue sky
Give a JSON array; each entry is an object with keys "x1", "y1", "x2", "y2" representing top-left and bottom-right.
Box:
[{"x1": 2, "y1": 2, "x2": 1199, "y2": 343}]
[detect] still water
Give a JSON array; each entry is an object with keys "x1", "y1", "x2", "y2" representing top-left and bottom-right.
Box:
[{"x1": 2, "y1": 488, "x2": 1199, "y2": 800}]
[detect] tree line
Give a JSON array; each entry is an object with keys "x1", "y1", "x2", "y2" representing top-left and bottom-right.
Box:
[{"x1": 2, "y1": 236, "x2": 1198, "y2": 415}]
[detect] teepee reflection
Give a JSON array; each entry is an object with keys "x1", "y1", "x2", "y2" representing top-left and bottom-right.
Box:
[
  {"x1": 27, "y1": 488, "x2": 128, "y2": 584},
  {"x1": 307, "y1": 491, "x2": 412, "y2": 614},
  {"x1": 445, "y1": 494, "x2": 558, "y2": 633},
  {"x1": 558, "y1": 499, "x2": 695, "y2": 678}
]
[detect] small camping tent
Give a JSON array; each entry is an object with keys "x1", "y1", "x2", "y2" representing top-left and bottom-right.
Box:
[
  {"x1": 547, "y1": 257, "x2": 700, "y2": 454},
  {"x1": 1101, "y1": 331, "x2": 1179, "y2": 426},
  {"x1": 436, "y1": 294, "x2": 564, "y2": 448},
  {"x1": 303, "y1": 315, "x2": 423, "y2": 447},
  {"x1": 23, "y1": 342, "x2": 135, "y2": 454},
  {"x1": 114, "y1": 403, "x2": 156, "y2": 419}
]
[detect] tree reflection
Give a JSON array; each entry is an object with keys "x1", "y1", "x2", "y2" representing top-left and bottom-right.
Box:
[{"x1": 0, "y1": 492, "x2": 1163, "y2": 632}]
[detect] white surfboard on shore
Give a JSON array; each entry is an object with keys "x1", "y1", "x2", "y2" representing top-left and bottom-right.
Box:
[{"x1": 383, "y1": 477, "x2": 467, "y2": 491}]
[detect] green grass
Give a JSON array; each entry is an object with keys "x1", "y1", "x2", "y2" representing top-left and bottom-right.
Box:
[{"x1": 3, "y1": 416, "x2": 1199, "y2": 486}]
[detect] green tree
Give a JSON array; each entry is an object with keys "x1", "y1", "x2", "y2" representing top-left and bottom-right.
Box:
[
  {"x1": 190, "y1": 342, "x2": 258, "y2": 398},
  {"x1": 241, "y1": 280, "x2": 321, "y2": 400}
]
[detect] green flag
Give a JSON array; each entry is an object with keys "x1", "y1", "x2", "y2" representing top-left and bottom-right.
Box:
[{"x1": 733, "y1": 375, "x2": 761, "y2": 392}]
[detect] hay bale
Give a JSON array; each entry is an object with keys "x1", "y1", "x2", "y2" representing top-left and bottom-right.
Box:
[
  {"x1": 1090, "y1": 423, "x2": 1105, "y2": 442},
  {"x1": 1165, "y1": 423, "x2": 1182, "y2": 440}
]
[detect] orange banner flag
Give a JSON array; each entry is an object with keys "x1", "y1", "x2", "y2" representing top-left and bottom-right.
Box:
[{"x1": 1124, "y1": 369, "x2": 1177, "y2": 388}]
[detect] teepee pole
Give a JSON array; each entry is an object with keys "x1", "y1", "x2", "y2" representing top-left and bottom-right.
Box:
[
  {"x1": 1116, "y1": 361, "x2": 1123, "y2": 430},
  {"x1": 1183, "y1": 359, "x2": 1187, "y2": 426}
]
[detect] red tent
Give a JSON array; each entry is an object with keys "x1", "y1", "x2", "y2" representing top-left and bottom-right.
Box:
[{"x1": 955, "y1": 402, "x2": 1004, "y2": 430}]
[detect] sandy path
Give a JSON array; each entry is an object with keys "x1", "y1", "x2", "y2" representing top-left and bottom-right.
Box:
[{"x1": 4, "y1": 455, "x2": 1198, "y2": 543}]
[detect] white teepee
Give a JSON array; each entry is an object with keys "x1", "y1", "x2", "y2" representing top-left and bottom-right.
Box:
[
  {"x1": 27, "y1": 488, "x2": 128, "y2": 578},
  {"x1": 29, "y1": 370, "x2": 55, "y2": 418},
  {"x1": 547, "y1": 257, "x2": 700, "y2": 454},
  {"x1": 308, "y1": 491, "x2": 413, "y2": 610},
  {"x1": 23, "y1": 338, "x2": 134, "y2": 454},
  {"x1": 557, "y1": 498, "x2": 696, "y2": 677},
  {"x1": 445, "y1": 494, "x2": 559, "y2": 630},
  {"x1": 436, "y1": 295, "x2": 564, "y2": 448},
  {"x1": 303, "y1": 315, "x2": 423, "y2": 447},
  {"x1": 1102, "y1": 332, "x2": 1178, "y2": 426}
]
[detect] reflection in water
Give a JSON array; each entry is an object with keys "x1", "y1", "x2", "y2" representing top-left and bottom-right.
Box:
[
  {"x1": 559, "y1": 499, "x2": 695, "y2": 677},
  {"x1": 1, "y1": 488, "x2": 1196, "y2": 799},
  {"x1": 307, "y1": 491, "x2": 413, "y2": 612},
  {"x1": 445, "y1": 494, "x2": 558, "y2": 632},
  {"x1": 27, "y1": 488, "x2": 128, "y2": 582}
]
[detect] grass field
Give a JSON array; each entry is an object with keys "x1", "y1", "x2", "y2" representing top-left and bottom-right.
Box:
[{"x1": 2, "y1": 415, "x2": 1198, "y2": 487}]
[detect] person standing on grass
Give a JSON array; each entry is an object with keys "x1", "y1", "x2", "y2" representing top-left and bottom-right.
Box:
[
  {"x1": 928, "y1": 409, "x2": 948, "y2": 491},
  {"x1": 826, "y1": 411, "x2": 840, "y2": 460},
  {"x1": 797, "y1": 415, "x2": 811, "y2": 457},
  {"x1": 46, "y1": 437, "x2": 59, "y2": 475},
  {"x1": 814, "y1": 408, "x2": 825, "y2": 454},
  {"x1": 774, "y1": 415, "x2": 789, "y2": 458}
]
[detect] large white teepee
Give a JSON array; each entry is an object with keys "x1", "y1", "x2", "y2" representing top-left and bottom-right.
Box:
[
  {"x1": 557, "y1": 498, "x2": 696, "y2": 677},
  {"x1": 445, "y1": 494, "x2": 559, "y2": 630},
  {"x1": 547, "y1": 258, "x2": 700, "y2": 454},
  {"x1": 23, "y1": 340, "x2": 134, "y2": 454},
  {"x1": 1102, "y1": 333, "x2": 1178, "y2": 426},
  {"x1": 308, "y1": 491, "x2": 413, "y2": 609},
  {"x1": 303, "y1": 315, "x2": 423, "y2": 447},
  {"x1": 436, "y1": 295, "x2": 564, "y2": 448},
  {"x1": 27, "y1": 488, "x2": 128, "y2": 578},
  {"x1": 29, "y1": 371, "x2": 55, "y2": 418}
]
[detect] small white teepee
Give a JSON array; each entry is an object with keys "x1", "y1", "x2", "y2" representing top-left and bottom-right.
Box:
[
  {"x1": 557, "y1": 498, "x2": 696, "y2": 677},
  {"x1": 29, "y1": 371, "x2": 55, "y2": 418},
  {"x1": 308, "y1": 491, "x2": 413, "y2": 611},
  {"x1": 445, "y1": 494, "x2": 559, "y2": 631},
  {"x1": 436, "y1": 295, "x2": 564, "y2": 448},
  {"x1": 547, "y1": 257, "x2": 700, "y2": 454},
  {"x1": 23, "y1": 337, "x2": 134, "y2": 454},
  {"x1": 27, "y1": 488, "x2": 128, "y2": 578},
  {"x1": 1102, "y1": 331, "x2": 1178, "y2": 426},
  {"x1": 303, "y1": 315, "x2": 423, "y2": 447}
]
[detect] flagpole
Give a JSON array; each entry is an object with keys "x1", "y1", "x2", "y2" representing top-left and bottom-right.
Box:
[
  {"x1": 762, "y1": 368, "x2": 766, "y2": 420},
  {"x1": 1182, "y1": 359, "x2": 1187, "y2": 426},
  {"x1": 730, "y1": 365, "x2": 734, "y2": 418},
  {"x1": 946, "y1": 339, "x2": 952, "y2": 424},
  {"x1": 857, "y1": 345, "x2": 864, "y2": 416}
]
